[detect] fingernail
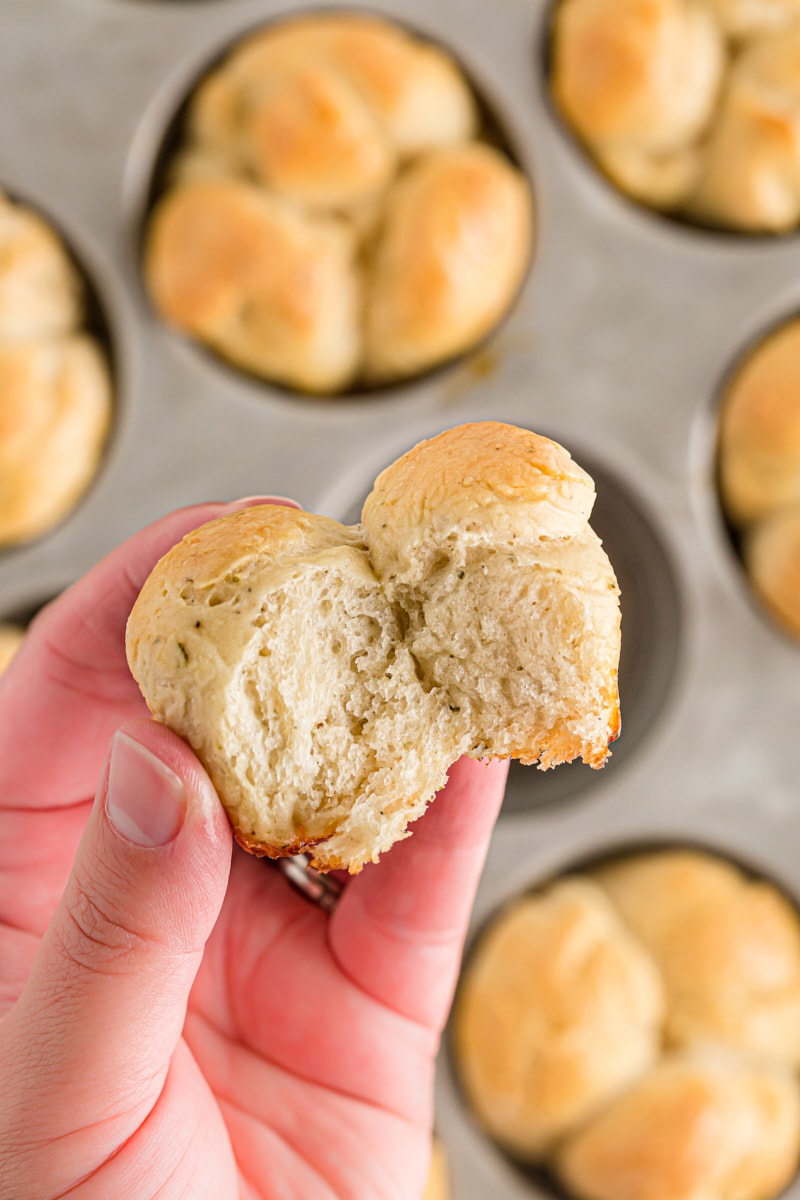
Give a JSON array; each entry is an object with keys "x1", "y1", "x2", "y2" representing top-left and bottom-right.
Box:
[
  {"x1": 105, "y1": 732, "x2": 186, "y2": 847},
  {"x1": 227, "y1": 495, "x2": 301, "y2": 510}
]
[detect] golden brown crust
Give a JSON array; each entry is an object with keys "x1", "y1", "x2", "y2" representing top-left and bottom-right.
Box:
[
  {"x1": 146, "y1": 178, "x2": 270, "y2": 333},
  {"x1": 234, "y1": 827, "x2": 353, "y2": 872},
  {"x1": 595, "y1": 849, "x2": 800, "y2": 1066},
  {"x1": 144, "y1": 178, "x2": 361, "y2": 393},
  {"x1": 369, "y1": 421, "x2": 592, "y2": 514},
  {"x1": 520, "y1": 704, "x2": 621, "y2": 770},
  {"x1": 271, "y1": 13, "x2": 475, "y2": 146},
  {"x1": 191, "y1": 54, "x2": 396, "y2": 211},
  {"x1": 552, "y1": 0, "x2": 800, "y2": 231},
  {"x1": 0, "y1": 196, "x2": 112, "y2": 548},
  {"x1": 454, "y1": 880, "x2": 663, "y2": 1159},
  {"x1": 552, "y1": 0, "x2": 722, "y2": 151},
  {"x1": 496, "y1": 695, "x2": 621, "y2": 769},
  {"x1": 146, "y1": 12, "x2": 523, "y2": 392},
  {"x1": 128, "y1": 504, "x2": 359, "y2": 601},
  {"x1": 363, "y1": 145, "x2": 532, "y2": 380},
  {"x1": 233, "y1": 829, "x2": 327, "y2": 860},
  {"x1": 0, "y1": 192, "x2": 82, "y2": 339},
  {"x1": 692, "y1": 27, "x2": 800, "y2": 233},
  {"x1": 719, "y1": 318, "x2": 800, "y2": 525},
  {"x1": 557, "y1": 1051, "x2": 800, "y2": 1200},
  {"x1": 0, "y1": 337, "x2": 112, "y2": 547},
  {"x1": 192, "y1": 12, "x2": 477, "y2": 158},
  {"x1": 362, "y1": 422, "x2": 597, "y2": 582}
]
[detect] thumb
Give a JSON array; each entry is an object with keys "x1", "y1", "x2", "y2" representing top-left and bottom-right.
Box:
[{"x1": 2, "y1": 720, "x2": 231, "y2": 1163}]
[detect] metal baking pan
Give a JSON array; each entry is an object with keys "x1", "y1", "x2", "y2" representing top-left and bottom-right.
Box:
[{"x1": 2, "y1": 1, "x2": 799, "y2": 1196}]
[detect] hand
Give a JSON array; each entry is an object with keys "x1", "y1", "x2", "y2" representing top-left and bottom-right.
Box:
[{"x1": 0, "y1": 500, "x2": 508, "y2": 1200}]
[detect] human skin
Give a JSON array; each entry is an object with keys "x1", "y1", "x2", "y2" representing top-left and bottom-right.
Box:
[{"x1": 0, "y1": 498, "x2": 509, "y2": 1200}]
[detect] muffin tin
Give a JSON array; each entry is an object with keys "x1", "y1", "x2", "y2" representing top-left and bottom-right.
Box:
[
  {"x1": 544, "y1": 0, "x2": 800, "y2": 240},
  {"x1": 138, "y1": 11, "x2": 534, "y2": 396},
  {"x1": 3, "y1": 1, "x2": 800, "y2": 1197},
  {"x1": 447, "y1": 837, "x2": 800, "y2": 1199}
]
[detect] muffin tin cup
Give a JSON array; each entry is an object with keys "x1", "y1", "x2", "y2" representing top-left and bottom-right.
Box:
[
  {"x1": 440, "y1": 798, "x2": 800, "y2": 1200},
  {"x1": 0, "y1": 183, "x2": 135, "y2": 570},
  {"x1": 3, "y1": 3, "x2": 800, "y2": 1197}
]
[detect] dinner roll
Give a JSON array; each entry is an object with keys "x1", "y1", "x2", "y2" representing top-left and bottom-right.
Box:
[
  {"x1": 147, "y1": 13, "x2": 527, "y2": 390},
  {"x1": 423, "y1": 1138, "x2": 450, "y2": 1200},
  {"x1": 191, "y1": 56, "x2": 396, "y2": 214},
  {"x1": 362, "y1": 420, "x2": 597, "y2": 575},
  {"x1": 190, "y1": 14, "x2": 477, "y2": 176},
  {"x1": 551, "y1": 0, "x2": 723, "y2": 207},
  {"x1": 363, "y1": 145, "x2": 532, "y2": 381},
  {"x1": 595, "y1": 849, "x2": 800, "y2": 1066},
  {"x1": 692, "y1": 27, "x2": 800, "y2": 233},
  {"x1": 453, "y1": 879, "x2": 663, "y2": 1160},
  {"x1": 718, "y1": 319, "x2": 800, "y2": 526},
  {"x1": 557, "y1": 1051, "x2": 800, "y2": 1200},
  {"x1": 746, "y1": 504, "x2": 800, "y2": 637},
  {"x1": 144, "y1": 178, "x2": 361, "y2": 393},
  {"x1": 267, "y1": 14, "x2": 478, "y2": 153},
  {"x1": 362, "y1": 423, "x2": 620, "y2": 766},
  {"x1": 0, "y1": 193, "x2": 82, "y2": 340},
  {"x1": 0, "y1": 336, "x2": 112, "y2": 547},
  {"x1": 127, "y1": 423, "x2": 621, "y2": 871},
  {"x1": 0, "y1": 624, "x2": 24, "y2": 675}
]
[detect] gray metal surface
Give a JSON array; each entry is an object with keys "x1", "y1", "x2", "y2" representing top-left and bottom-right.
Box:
[{"x1": 2, "y1": 1, "x2": 799, "y2": 1196}]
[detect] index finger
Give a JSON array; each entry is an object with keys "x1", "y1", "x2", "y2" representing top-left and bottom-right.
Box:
[
  {"x1": 328, "y1": 756, "x2": 509, "y2": 1031},
  {"x1": 0, "y1": 498, "x2": 297, "y2": 810}
]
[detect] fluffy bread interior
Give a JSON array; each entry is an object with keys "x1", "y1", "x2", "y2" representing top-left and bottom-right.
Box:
[
  {"x1": 387, "y1": 531, "x2": 620, "y2": 768},
  {"x1": 223, "y1": 549, "x2": 462, "y2": 865},
  {"x1": 127, "y1": 424, "x2": 621, "y2": 871}
]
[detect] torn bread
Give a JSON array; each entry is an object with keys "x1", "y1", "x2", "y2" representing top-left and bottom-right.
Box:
[{"x1": 126, "y1": 422, "x2": 621, "y2": 871}]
